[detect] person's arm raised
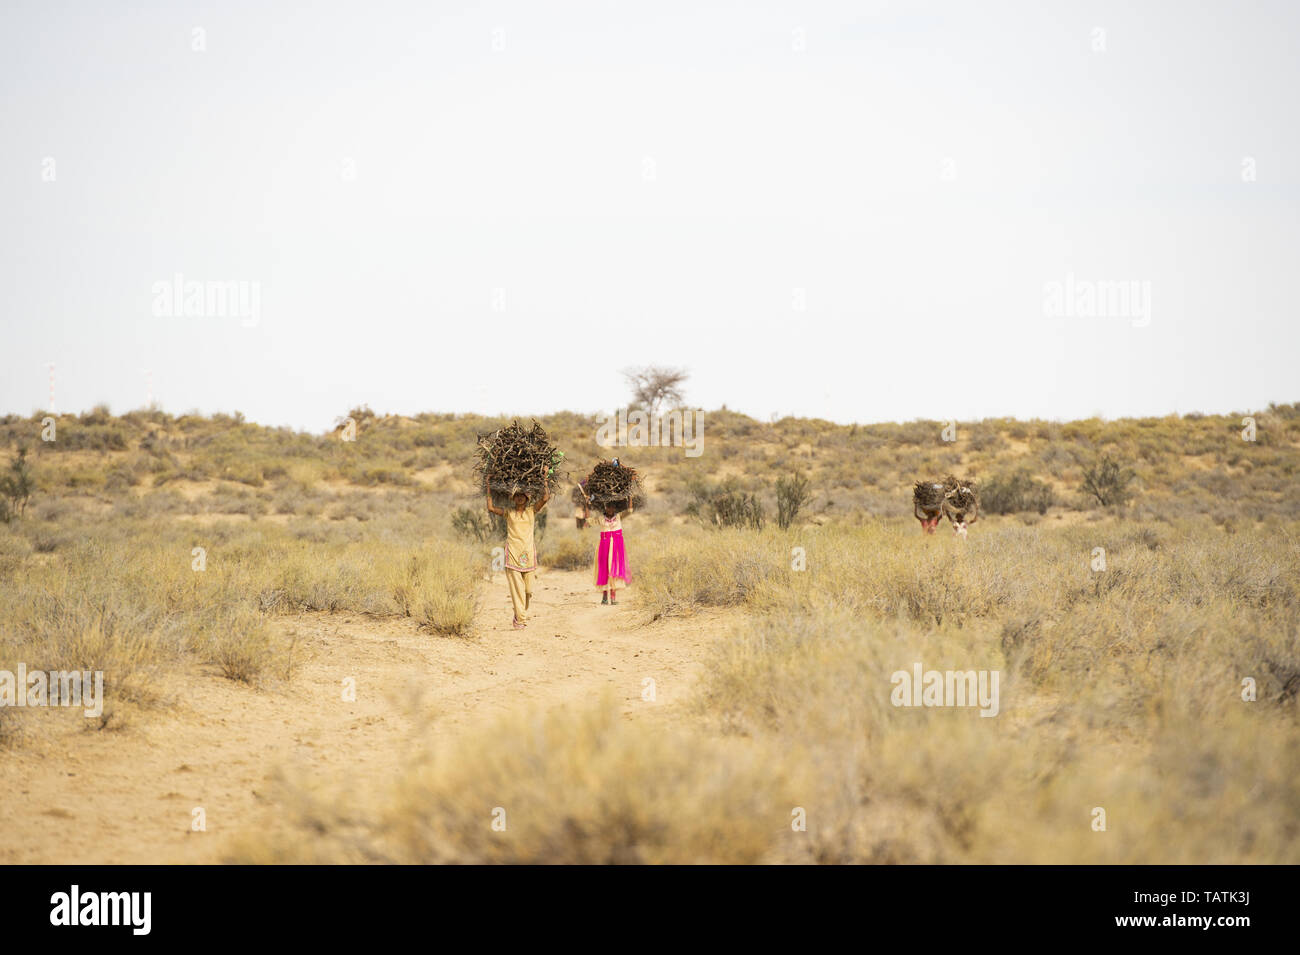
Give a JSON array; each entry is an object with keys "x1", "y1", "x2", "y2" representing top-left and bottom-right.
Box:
[{"x1": 485, "y1": 475, "x2": 504, "y2": 516}]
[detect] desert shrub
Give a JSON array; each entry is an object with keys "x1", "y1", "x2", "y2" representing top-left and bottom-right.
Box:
[
  {"x1": 212, "y1": 488, "x2": 269, "y2": 517},
  {"x1": 636, "y1": 527, "x2": 783, "y2": 617},
  {"x1": 0, "y1": 549, "x2": 186, "y2": 705},
  {"x1": 981, "y1": 470, "x2": 1054, "y2": 514},
  {"x1": 544, "y1": 533, "x2": 591, "y2": 571},
  {"x1": 686, "y1": 528, "x2": 1300, "y2": 863},
  {"x1": 419, "y1": 583, "x2": 477, "y2": 635},
  {"x1": 1235, "y1": 625, "x2": 1300, "y2": 705},
  {"x1": 775, "y1": 470, "x2": 812, "y2": 530},
  {"x1": 203, "y1": 604, "x2": 279, "y2": 683},
  {"x1": 1080, "y1": 454, "x2": 1135, "y2": 507},
  {"x1": 0, "y1": 448, "x2": 35, "y2": 523},
  {"x1": 386, "y1": 547, "x2": 481, "y2": 636},
  {"x1": 894, "y1": 420, "x2": 939, "y2": 446},
  {"x1": 357, "y1": 463, "x2": 415, "y2": 486},
  {"x1": 451, "y1": 506, "x2": 492, "y2": 543},
  {"x1": 228, "y1": 700, "x2": 789, "y2": 864},
  {"x1": 964, "y1": 425, "x2": 1003, "y2": 452},
  {"x1": 685, "y1": 478, "x2": 765, "y2": 530},
  {"x1": 327, "y1": 495, "x2": 376, "y2": 522}
]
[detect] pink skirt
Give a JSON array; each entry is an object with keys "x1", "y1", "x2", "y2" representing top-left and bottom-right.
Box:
[{"x1": 594, "y1": 529, "x2": 629, "y2": 589}]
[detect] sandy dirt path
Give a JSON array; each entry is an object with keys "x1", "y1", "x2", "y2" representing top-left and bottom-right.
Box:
[{"x1": 0, "y1": 568, "x2": 727, "y2": 864}]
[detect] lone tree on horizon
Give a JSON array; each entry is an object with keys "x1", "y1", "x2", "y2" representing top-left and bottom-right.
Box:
[{"x1": 623, "y1": 365, "x2": 689, "y2": 413}]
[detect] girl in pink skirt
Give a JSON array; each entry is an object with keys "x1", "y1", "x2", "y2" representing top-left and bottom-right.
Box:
[{"x1": 591, "y1": 498, "x2": 632, "y2": 605}]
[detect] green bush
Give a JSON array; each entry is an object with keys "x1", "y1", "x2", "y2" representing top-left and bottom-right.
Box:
[
  {"x1": 685, "y1": 478, "x2": 765, "y2": 530},
  {"x1": 1081, "y1": 455, "x2": 1136, "y2": 507},
  {"x1": 775, "y1": 471, "x2": 812, "y2": 530},
  {"x1": 451, "y1": 506, "x2": 492, "y2": 543},
  {"x1": 981, "y1": 470, "x2": 1054, "y2": 515},
  {"x1": 0, "y1": 448, "x2": 35, "y2": 523}
]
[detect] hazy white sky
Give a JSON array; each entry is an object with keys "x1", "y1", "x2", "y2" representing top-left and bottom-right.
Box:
[{"x1": 2, "y1": 0, "x2": 1296, "y2": 432}]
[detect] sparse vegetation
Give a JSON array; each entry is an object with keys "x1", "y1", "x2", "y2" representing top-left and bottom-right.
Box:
[
  {"x1": 981, "y1": 470, "x2": 1055, "y2": 514},
  {"x1": 451, "y1": 506, "x2": 492, "y2": 543},
  {"x1": 2, "y1": 404, "x2": 1298, "y2": 863},
  {"x1": 544, "y1": 532, "x2": 593, "y2": 571},
  {"x1": 0, "y1": 448, "x2": 34, "y2": 523},
  {"x1": 686, "y1": 477, "x2": 766, "y2": 530},
  {"x1": 1080, "y1": 454, "x2": 1136, "y2": 507},
  {"x1": 775, "y1": 470, "x2": 812, "y2": 529}
]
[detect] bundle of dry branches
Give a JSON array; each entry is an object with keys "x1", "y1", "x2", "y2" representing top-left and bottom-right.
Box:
[
  {"x1": 914, "y1": 481, "x2": 946, "y2": 510},
  {"x1": 943, "y1": 474, "x2": 979, "y2": 512},
  {"x1": 474, "y1": 420, "x2": 565, "y2": 497},
  {"x1": 582, "y1": 460, "x2": 645, "y2": 510}
]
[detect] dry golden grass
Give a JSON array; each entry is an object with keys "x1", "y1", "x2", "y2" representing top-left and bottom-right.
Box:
[
  {"x1": 385, "y1": 549, "x2": 481, "y2": 636},
  {"x1": 628, "y1": 519, "x2": 1300, "y2": 862},
  {"x1": 230, "y1": 697, "x2": 790, "y2": 864},
  {"x1": 2, "y1": 406, "x2": 1298, "y2": 861},
  {"x1": 218, "y1": 516, "x2": 1299, "y2": 864},
  {"x1": 541, "y1": 530, "x2": 593, "y2": 571},
  {"x1": 0, "y1": 509, "x2": 485, "y2": 716}
]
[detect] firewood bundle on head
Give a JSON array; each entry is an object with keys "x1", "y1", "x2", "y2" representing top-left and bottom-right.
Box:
[
  {"x1": 942, "y1": 474, "x2": 978, "y2": 513},
  {"x1": 582, "y1": 459, "x2": 644, "y2": 511},
  {"x1": 913, "y1": 480, "x2": 946, "y2": 511},
  {"x1": 474, "y1": 420, "x2": 565, "y2": 500},
  {"x1": 570, "y1": 485, "x2": 588, "y2": 507}
]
